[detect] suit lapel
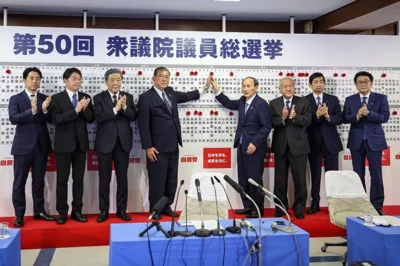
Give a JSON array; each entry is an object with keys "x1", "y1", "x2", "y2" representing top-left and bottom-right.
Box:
[
  {"x1": 21, "y1": 91, "x2": 31, "y2": 108},
  {"x1": 103, "y1": 90, "x2": 115, "y2": 109},
  {"x1": 307, "y1": 94, "x2": 318, "y2": 112},
  {"x1": 367, "y1": 92, "x2": 375, "y2": 110},
  {"x1": 151, "y1": 87, "x2": 172, "y2": 115}
]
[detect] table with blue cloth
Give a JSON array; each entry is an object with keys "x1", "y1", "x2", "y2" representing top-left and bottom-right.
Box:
[
  {"x1": 109, "y1": 218, "x2": 309, "y2": 266},
  {"x1": 0, "y1": 229, "x2": 21, "y2": 266},
  {"x1": 347, "y1": 216, "x2": 400, "y2": 266}
]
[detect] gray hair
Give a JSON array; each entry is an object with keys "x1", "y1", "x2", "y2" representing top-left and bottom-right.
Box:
[{"x1": 104, "y1": 68, "x2": 123, "y2": 81}]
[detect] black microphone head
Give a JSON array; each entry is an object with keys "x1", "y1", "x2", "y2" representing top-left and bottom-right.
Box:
[
  {"x1": 224, "y1": 175, "x2": 245, "y2": 194},
  {"x1": 213, "y1": 176, "x2": 221, "y2": 183},
  {"x1": 195, "y1": 179, "x2": 200, "y2": 187},
  {"x1": 152, "y1": 196, "x2": 168, "y2": 213},
  {"x1": 184, "y1": 190, "x2": 188, "y2": 194},
  {"x1": 180, "y1": 180, "x2": 184, "y2": 185},
  {"x1": 210, "y1": 176, "x2": 214, "y2": 185}
]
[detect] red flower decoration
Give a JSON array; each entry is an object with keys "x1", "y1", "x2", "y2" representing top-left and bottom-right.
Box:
[
  {"x1": 6, "y1": 69, "x2": 11, "y2": 74},
  {"x1": 229, "y1": 72, "x2": 234, "y2": 77},
  {"x1": 190, "y1": 71, "x2": 194, "y2": 76},
  {"x1": 286, "y1": 73, "x2": 291, "y2": 77},
  {"x1": 393, "y1": 110, "x2": 398, "y2": 115},
  {"x1": 305, "y1": 73, "x2": 309, "y2": 77},
  {"x1": 194, "y1": 71, "x2": 198, "y2": 76},
  {"x1": 194, "y1": 110, "x2": 198, "y2": 115},
  {"x1": 186, "y1": 111, "x2": 191, "y2": 116},
  {"x1": 333, "y1": 73, "x2": 338, "y2": 77},
  {"x1": 278, "y1": 72, "x2": 283, "y2": 76},
  {"x1": 382, "y1": 73, "x2": 387, "y2": 78},
  {"x1": 210, "y1": 110, "x2": 214, "y2": 115},
  {"x1": 210, "y1": 72, "x2": 214, "y2": 76},
  {"x1": 229, "y1": 111, "x2": 234, "y2": 116},
  {"x1": 138, "y1": 71, "x2": 142, "y2": 75},
  {"x1": 214, "y1": 111, "x2": 219, "y2": 115},
  {"x1": 298, "y1": 73, "x2": 303, "y2": 77},
  {"x1": 198, "y1": 111, "x2": 203, "y2": 116},
  {"x1": 176, "y1": 72, "x2": 180, "y2": 77},
  {"x1": 121, "y1": 70, "x2": 126, "y2": 75},
  {"x1": 341, "y1": 73, "x2": 346, "y2": 77}
]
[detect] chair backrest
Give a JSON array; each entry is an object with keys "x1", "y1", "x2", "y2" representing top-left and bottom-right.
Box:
[
  {"x1": 179, "y1": 172, "x2": 229, "y2": 221},
  {"x1": 325, "y1": 170, "x2": 378, "y2": 228}
]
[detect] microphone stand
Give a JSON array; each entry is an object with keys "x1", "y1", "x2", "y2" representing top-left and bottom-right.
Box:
[
  {"x1": 243, "y1": 194, "x2": 262, "y2": 266},
  {"x1": 139, "y1": 216, "x2": 170, "y2": 238},
  {"x1": 180, "y1": 190, "x2": 194, "y2": 237},
  {"x1": 210, "y1": 177, "x2": 226, "y2": 236},
  {"x1": 262, "y1": 192, "x2": 296, "y2": 233},
  {"x1": 168, "y1": 180, "x2": 184, "y2": 237},
  {"x1": 194, "y1": 199, "x2": 212, "y2": 237},
  {"x1": 213, "y1": 176, "x2": 241, "y2": 234}
]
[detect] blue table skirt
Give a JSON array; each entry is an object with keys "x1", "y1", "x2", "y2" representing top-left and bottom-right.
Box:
[{"x1": 0, "y1": 229, "x2": 21, "y2": 266}]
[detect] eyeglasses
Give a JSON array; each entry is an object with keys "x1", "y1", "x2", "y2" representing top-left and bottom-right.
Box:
[
  {"x1": 356, "y1": 80, "x2": 371, "y2": 85},
  {"x1": 27, "y1": 77, "x2": 41, "y2": 81},
  {"x1": 157, "y1": 75, "x2": 170, "y2": 79}
]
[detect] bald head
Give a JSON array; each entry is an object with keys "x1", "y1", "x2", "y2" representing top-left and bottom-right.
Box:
[{"x1": 279, "y1": 77, "x2": 295, "y2": 99}]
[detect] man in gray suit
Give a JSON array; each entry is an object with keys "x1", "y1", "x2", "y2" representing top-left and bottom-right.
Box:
[{"x1": 269, "y1": 77, "x2": 312, "y2": 219}]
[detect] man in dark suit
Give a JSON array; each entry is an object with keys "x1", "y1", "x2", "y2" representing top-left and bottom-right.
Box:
[
  {"x1": 269, "y1": 77, "x2": 312, "y2": 219},
  {"x1": 210, "y1": 76, "x2": 271, "y2": 218},
  {"x1": 50, "y1": 67, "x2": 94, "y2": 224},
  {"x1": 138, "y1": 66, "x2": 209, "y2": 218},
  {"x1": 8, "y1": 67, "x2": 55, "y2": 227},
  {"x1": 305, "y1": 72, "x2": 343, "y2": 214},
  {"x1": 94, "y1": 69, "x2": 137, "y2": 223},
  {"x1": 343, "y1": 71, "x2": 390, "y2": 215}
]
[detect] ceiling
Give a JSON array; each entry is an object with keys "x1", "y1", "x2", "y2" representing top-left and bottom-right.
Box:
[{"x1": 0, "y1": 0, "x2": 356, "y2": 21}]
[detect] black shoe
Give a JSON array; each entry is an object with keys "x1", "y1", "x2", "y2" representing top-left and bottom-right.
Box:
[
  {"x1": 116, "y1": 211, "x2": 131, "y2": 221},
  {"x1": 235, "y1": 208, "x2": 252, "y2": 215},
  {"x1": 34, "y1": 212, "x2": 56, "y2": 221},
  {"x1": 57, "y1": 214, "x2": 67, "y2": 225},
  {"x1": 13, "y1": 216, "x2": 24, "y2": 228},
  {"x1": 306, "y1": 206, "x2": 320, "y2": 214},
  {"x1": 97, "y1": 211, "x2": 109, "y2": 223},
  {"x1": 71, "y1": 212, "x2": 88, "y2": 223},
  {"x1": 161, "y1": 210, "x2": 179, "y2": 217},
  {"x1": 295, "y1": 214, "x2": 305, "y2": 219},
  {"x1": 376, "y1": 208, "x2": 384, "y2": 216},
  {"x1": 246, "y1": 210, "x2": 263, "y2": 219}
]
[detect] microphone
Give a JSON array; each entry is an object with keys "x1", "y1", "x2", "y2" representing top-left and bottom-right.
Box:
[
  {"x1": 213, "y1": 176, "x2": 241, "y2": 234},
  {"x1": 210, "y1": 177, "x2": 226, "y2": 236},
  {"x1": 248, "y1": 178, "x2": 295, "y2": 231},
  {"x1": 194, "y1": 179, "x2": 211, "y2": 237},
  {"x1": 224, "y1": 175, "x2": 263, "y2": 266},
  {"x1": 147, "y1": 196, "x2": 168, "y2": 221},
  {"x1": 168, "y1": 180, "x2": 184, "y2": 237},
  {"x1": 180, "y1": 190, "x2": 193, "y2": 237},
  {"x1": 248, "y1": 178, "x2": 276, "y2": 199}
]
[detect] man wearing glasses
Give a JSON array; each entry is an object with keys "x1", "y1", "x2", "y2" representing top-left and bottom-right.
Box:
[
  {"x1": 50, "y1": 68, "x2": 94, "y2": 224},
  {"x1": 343, "y1": 71, "x2": 390, "y2": 215},
  {"x1": 138, "y1": 67, "x2": 210, "y2": 219},
  {"x1": 8, "y1": 67, "x2": 55, "y2": 227}
]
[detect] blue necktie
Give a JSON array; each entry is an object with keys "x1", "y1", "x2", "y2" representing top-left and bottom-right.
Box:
[
  {"x1": 162, "y1": 91, "x2": 172, "y2": 112},
  {"x1": 113, "y1": 94, "x2": 117, "y2": 106},
  {"x1": 245, "y1": 102, "x2": 249, "y2": 114},
  {"x1": 285, "y1": 100, "x2": 290, "y2": 110},
  {"x1": 72, "y1": 94, "x2": 77, "y2": 108},
  {"x1": 361, "y1": 96, "x2": 367, "y2": 105},
  {"x1": 316, "y1": 96, "x2": 321, "y2": 106}
]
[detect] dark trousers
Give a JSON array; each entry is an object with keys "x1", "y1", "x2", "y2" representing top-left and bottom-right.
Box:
[
  {"x1": 147, "y1": 147, "x2": 179, "y2": 211},
  {"x1": 351, "y1": 140, "x2": 384, "y2": 210},
  {"x1": 308, "y1": 135, "x2": 339, "y2": 207},
  {"x1": 237, "y1": 145, "x2": 265, "y2": 213},
  {"x1": 274, "y1": 146, "x2": 308, "y2": 215},
  {"x1": 97, "y1": 137, "x2": 129, "y2": 213},
  {"x1": 12, "y1": 140, "x2": 47, "y2": 217},
  {"x1": 56, "y1": 145, "x2": 86, "y2": 215}
]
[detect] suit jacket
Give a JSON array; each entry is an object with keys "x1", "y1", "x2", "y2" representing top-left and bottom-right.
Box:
[
  {"x1": 50, "y1": 90, "x2": 94, "y2": 153},
  {"x1": 94, "y1": 90, "x2": 137, "y2": 154},
  {"x1": 9, "y1": 91, "x2": 52, "y2": 156},
  {"x1": 343, "y1": 92, "x2": 389, "y2": 151},
  {"x1": 138, "y1": 86, "x2": 200, "y2": 153},
  {"x1": 269, "y1": 95, "x2": 312, "y2": 157},
  {"x1": 305, "y1": 93, "x2": 343, "y2": 154},
  {"x1": 216, "y1": 93, "x2": 271, "y2": 154}
]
